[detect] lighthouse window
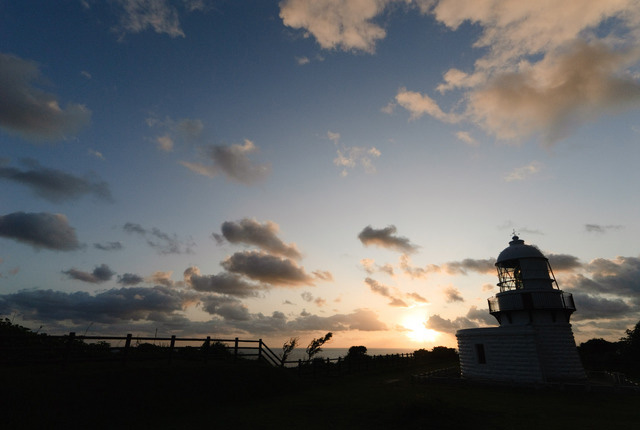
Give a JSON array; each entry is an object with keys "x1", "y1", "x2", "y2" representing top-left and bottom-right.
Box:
[
  {"x1": 475, "y1": 344, "x2": 486, "y2": 364},
  {"x1": 497, "y1": 263, "x2": 524, "y2": 292}
]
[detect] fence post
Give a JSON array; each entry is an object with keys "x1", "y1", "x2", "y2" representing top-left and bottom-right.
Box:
[
  {"x1": 123, "y1": 333, "x2": 132, "y2": 366},
  {"x1": 298, "y1": 359, "x2": 302, "y2": 377},
  {"x1": 258, "y1": 339, "x2": 263, "y2": 362},
  {"x1": 234, "y1": 337, "x2": 239, "y2": 360},
  {"x1": 168, "y1": 335, "x2": 176, "y2": 365},
  {"x1": 203, "y1": 336, "x2": 211, "y2": 364}
]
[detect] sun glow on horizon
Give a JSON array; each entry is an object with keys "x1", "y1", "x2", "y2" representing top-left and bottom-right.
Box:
[{"x1": 402, "y1": 313, "x2": 439, "y2": 344}]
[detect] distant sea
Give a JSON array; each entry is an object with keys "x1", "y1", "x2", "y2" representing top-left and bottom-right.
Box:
[{"x1": 284, "y1": 348, "x2": 416, "y2": 362}]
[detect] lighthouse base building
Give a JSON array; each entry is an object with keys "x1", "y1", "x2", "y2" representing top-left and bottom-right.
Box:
[{"x1": 456, "y1": 236, "x2": 586, "y2": 383}]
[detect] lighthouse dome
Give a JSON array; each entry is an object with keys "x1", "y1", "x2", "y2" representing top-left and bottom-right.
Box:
[{"x1": 496, "y1": 235, "x2": 546, "y2": 265}]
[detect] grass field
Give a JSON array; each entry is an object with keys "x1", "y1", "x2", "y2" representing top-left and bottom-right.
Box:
[{"x1": 2, "y1": 360, "x2": 638, "y2": 429}]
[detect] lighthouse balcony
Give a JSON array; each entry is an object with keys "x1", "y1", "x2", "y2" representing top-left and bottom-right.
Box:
[{"x1": 488, "y1": 291, "x2": 575, "y2": 314}]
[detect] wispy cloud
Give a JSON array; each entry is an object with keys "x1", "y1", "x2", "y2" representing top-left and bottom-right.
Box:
[
  {"x1": 0, "y1": 159, "x2": 113, "y2": 203},
  {"x1": 123, "y1": 222, "x2": 195, "y2": 255},
  {"x1": 329, "y1": 131, "x2": 380, "y2": 176},
  {"x1": 181, "y1": 139, "x2": 271, "y2": 185},
  {"x1": 455, "y1": 131, "x2": 477, "y2": 145},
  {"x1": 146, "y1": 116, "x2": 203, "y2": 152},
  {"x1": 504, "y1": 161, "x2": 542, "y2": 182},
  {"x1": 585, "y1": 224, "x2": 624, "y2": 233},
  {"x1": 387, "y1": 87, "x2": 460, "y2": 123},
  {"x1": 114, "y1": 0, "x2": 185, "y2": 38},
  {"x1": 364, "y1": 277, "x2": 408, "y2": 307},
  {"x1": 94, "y1": 241, "x2": 123, "y2": 251}
]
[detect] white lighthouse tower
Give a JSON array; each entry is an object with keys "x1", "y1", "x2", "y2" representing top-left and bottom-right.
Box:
[{"x1": 456, "y1": 235, "x2": 586, "y2": 383}]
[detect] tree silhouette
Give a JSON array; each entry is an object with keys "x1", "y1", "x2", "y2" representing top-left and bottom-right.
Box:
[
  {"x1": 281, "y1": 337, "x2": 298, "y2": 366},
  {"x1": 305, "y1": 332, "x2": 332, "y2": 362},
  {"x1": 620, "y1": 320, "x2": 640, "y2": 360},
  {"x1": 346, "y1": 345, "x2": 368, "y2": 360}
]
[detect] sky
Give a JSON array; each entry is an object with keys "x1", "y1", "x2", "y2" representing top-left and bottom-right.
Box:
[{"x1": 1, "y1": 0, "x2": 640, "y2": 351}]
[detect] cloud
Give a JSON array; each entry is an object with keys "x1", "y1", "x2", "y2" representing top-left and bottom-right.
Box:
[
  {"x1": 63, "y1": 264, "x2": 115, "y2": 284},
  {"x1": 114, "y1": 0, "x2": 185, "y2": 38},
  {"x1": 215, "y1": 218, "x2": 302, "y2": 259},
  {"x1": 279, "y1": 0, "x2": 389, "y2": 53},
  {"x1": 330, "y1": 131, "x2": 380, "y2": 176},
  {"x1": 426, "y1": 314, "x2": 476, "y2": 334},
  {"x1": 585, "y1": 224, "x2": 624, "y2": 233},
  {"x1": 88, "y1": 149, "x2": 105, "y2": 160},
  {"x1": 0, "y1": 159, "x2": 113, "y2": 203},
  {"x1": 455, "y1": 131, "x2": 477, "y2": 145},
  {"x1": 390, "y1": 87, "x2": 460, "y2": 123},
  {"x1": 312, "y1": 270, "x2": 334, "y2": 282},
  {"x1": 200, "y1": 295, "x2": 251, "y2": 321},
  {"x1": 286, "y1": 308, "x2": 388, "y2": 332},
  {"x1": 504, "y1": 162, "x2": 542, "y2": 182},
  {"x1": 547, "y1": 253, "x2": 582, "y2": 271},
  {"x1": 360, "y1": 258, "x2": 395, "y2": 276},
  {"x1": 364, "y1": 277, "x2": 416, "y2": 307},
  {"x1": 221, "y1": 251, "x2": 316, "y2": 287},
  {"x1": 147, "y1": 116, "x2": 204, "y2": 152},
  {"x1": 181, "y1": 140, "x2": 270, "y2": 185},
  {"x1": 482, "y1": 283, "x2": 495, "y2": 292},
  {"x1": 465, "y1": 306, "x2": 497, "y2": 326},
  {"x1": 406, "y1": 292, "x2": 428, "y2": 303},
  {"x1": 566, "y1": 256, "x2": 640, "y2": 298},
  {"x1": 0, "y1": 286, "x2": 194, "y2": 324},
  {"x1": 156, "y1": 135, "x2": 174, "y2": 152},
  {"x1": 0, "y1": 52, "x2": 91, "y2": 141},
  {"x1": 183, "y1": 266, "x2": 265, "y2": 298},
  {"x1": 117, "y1": 273, "x2": 144, "y2": 286},
  {"x1": 399, "y1": 255, "x2": 438, "y2": 279},
  {"x1": 94, "y1": 241, "x2": 124, "y2": 251},
  {"x1": 571, "y1": 293, "x2": 632, "y2": 321},
  {"x1": 443, "y1": 286, "x2": 464, "y2": 302},
  {"x1": 431, "y1": 0, "x2": 640, "y2": 143},
  {"x1": 358, "y1": 225, "x2": 418, "y2": 253},
  {"x1": 0, "y1": 212, "x2": 80, "y2": 251},
  {"x1": 147, "y1": 271, "x2": 177, "y2": 287},
  {"x1": 123, "y1": 222, "x2": 194, "y2": 254},
  {"x1": 442, "y1": 258, "x2": 496, "y2": 275},
  {"x1": 427, "y1": 305, "x2": 496, "y2": 334},
  {"x1": 281, "y1": 2, "x2": 640, "y2": 142}
]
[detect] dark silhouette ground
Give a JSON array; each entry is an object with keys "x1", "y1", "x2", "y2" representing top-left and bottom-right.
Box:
[{"x1": 2, "y1": 360, "x2": 638, "y2": 429}]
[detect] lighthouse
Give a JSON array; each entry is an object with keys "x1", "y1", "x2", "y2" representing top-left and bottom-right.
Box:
[{"x1": 456, "y1": 235, "x2": 586, "y2": 383}]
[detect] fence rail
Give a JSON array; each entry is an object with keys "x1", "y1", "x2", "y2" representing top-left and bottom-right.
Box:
[
  {"x1": 1, "y1": 332, "x2": 425, "y2": 376},
  {"x1": 0, "y1": 332, "x2": 283, "y2": 367}
]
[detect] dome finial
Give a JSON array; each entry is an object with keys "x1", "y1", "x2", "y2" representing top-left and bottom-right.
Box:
[{"x1": 510, "y1": 229, "x2": 520, "y2": 243}]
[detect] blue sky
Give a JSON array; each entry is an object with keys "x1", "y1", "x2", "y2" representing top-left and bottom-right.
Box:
[{"x1": 1, "y1": 0, "x2": 639, "y2": 349}]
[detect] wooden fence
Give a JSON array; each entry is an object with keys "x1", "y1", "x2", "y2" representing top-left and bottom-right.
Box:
[
  {"x1": 2, "y1": 332, "x2": 421, "y2": 376},
  {"x1": 0, "y1": 332, "x2": 282, "y2": 367}
]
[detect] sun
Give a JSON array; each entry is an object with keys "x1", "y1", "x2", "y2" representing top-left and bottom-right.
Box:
[{"x1": 402, "y1": 313, "x2": 439, "y2": 344}]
